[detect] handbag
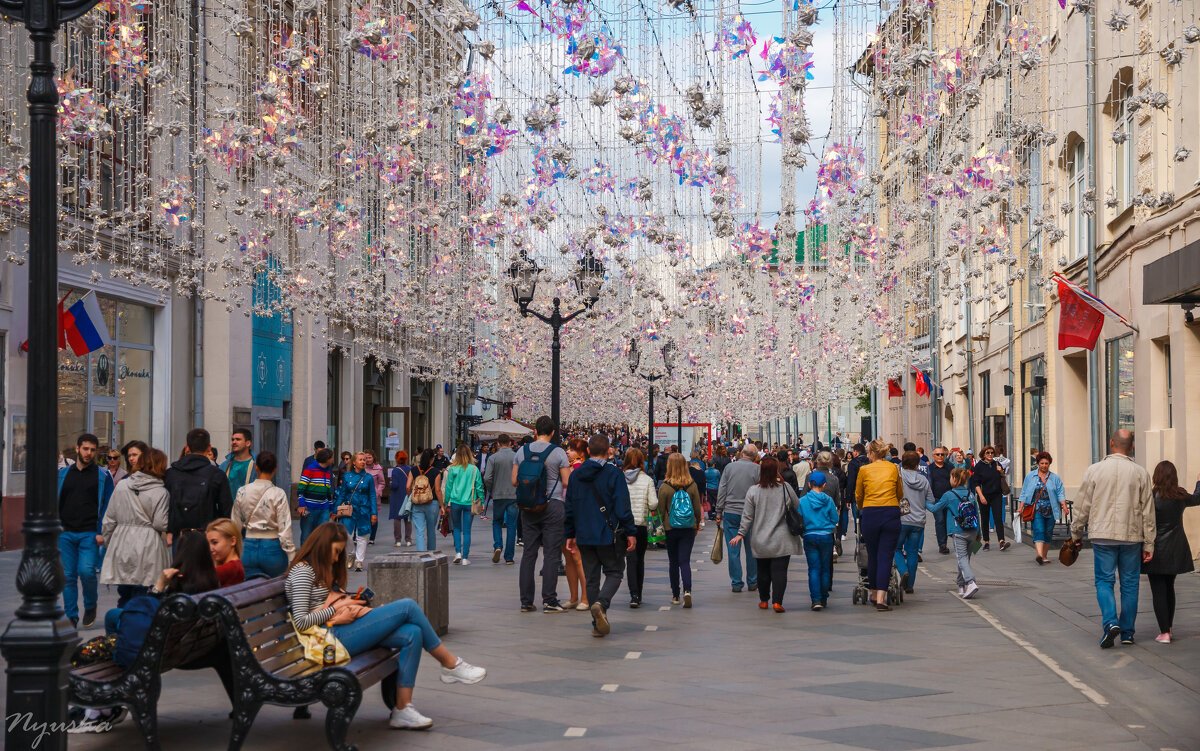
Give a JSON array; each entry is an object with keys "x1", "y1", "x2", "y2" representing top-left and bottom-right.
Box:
[
  {"x1": 1059, "y1": 538, "x2": 1083, "y2": 566},
  {"x1": 438, "y1": 506, "x2": 452, "y2": 537},
  {"x1": 710, "y1": 525, "x2": 724, "y2": 564},
  {"x1": 998, "y1": 464, "x2": 1011, "y2": 496},
  {"x1": 470, "y1": 467, "x2": 485, "y2": 516},
  {"x1": 782, "y1": 485, "x2": 806, "y2": 537},
  {"x1": 292, "y1": 619, "x2": 350, "y2": 666}
]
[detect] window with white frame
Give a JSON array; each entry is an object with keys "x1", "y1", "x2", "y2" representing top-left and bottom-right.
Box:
[
  {"x1": 1068, "y1": 140, "x2": 1088, "y2": 261},
  {"x1": 1112, "y1": 82, "x2": 1134, "y2": 212}
]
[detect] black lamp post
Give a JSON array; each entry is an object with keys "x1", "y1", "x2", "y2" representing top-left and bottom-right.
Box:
[
  {"x1": 507, "y1": 248, "x2": 605, "y2": 430},
  {"x1": 663, "y1": 383, "x2": 696, "y2": 456},
  {"x1": 628, "y1": 338, "x2": 672, "y2": 447},
  {"x1": 1, "y1": 0, "x2": 103, "y2": 746}
]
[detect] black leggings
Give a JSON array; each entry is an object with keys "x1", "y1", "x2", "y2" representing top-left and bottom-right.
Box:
[
  {"x1": 1147, "y1": 573, "x2": 1177, "y2": 633},
  {"x1": 755, "y1": 556, "x2": 790, "y2": 605},
  {"x1": 625, "y1": 525, "x2": 648, "y2": 601},
  {"x1": 979, "y1": 494, "x2": 1005, "y2": 542}
]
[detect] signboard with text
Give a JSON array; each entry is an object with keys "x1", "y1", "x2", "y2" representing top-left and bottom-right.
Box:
[{"x1": 652, "y1": 423, "x2": 712, "y2": 460}]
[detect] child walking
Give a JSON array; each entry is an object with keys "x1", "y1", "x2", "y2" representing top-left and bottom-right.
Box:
[
  {"x1": 927, "y1": 468, "x2": 981, "y2": 599},
  {"x1": 798, "y1": 471, "x2": 839, "y2": 610}
]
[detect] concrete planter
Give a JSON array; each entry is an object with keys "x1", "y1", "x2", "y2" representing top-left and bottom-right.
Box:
[{"x1": 367, "y1": 551, "x2": 450, "y2": 636}]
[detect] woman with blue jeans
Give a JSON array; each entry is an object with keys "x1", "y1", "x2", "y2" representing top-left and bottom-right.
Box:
[
  {"x1": 895, "y1": 451, "x2": 933, "y2": 593},
  {"x1": 389, "y1": 452, "x2": 413, "y2": 547},
  {"x1": 1017, "y1": 451, "x2": 1067, "y2": 565},
  {"x1": 407, "y1": 449, "x2": 443, "y2": 552},
  {"x1": 286, "y1": 522, "x2": 486, "y2": 730},
  {"x1": 441, "y1": 444, "x2": 484, "y2": 565},
  {"x1": 232, "y1": 451, "x2": 295, "y2": 578},
  {"x1": 798, "y1": 472, "x2": 839, "y2": 610},
  {"x1": 336, "y1": 453, "x2": 377, "y2": 572}
]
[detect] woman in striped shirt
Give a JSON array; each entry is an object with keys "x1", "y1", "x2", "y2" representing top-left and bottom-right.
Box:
[{"x1": 285, "y1": 522, "x2": 486, "y2": 730}]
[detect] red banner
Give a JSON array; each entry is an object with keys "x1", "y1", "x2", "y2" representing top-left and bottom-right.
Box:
[
  {"x1": 1057, "y1": 278, "x2": 1105, "y2": 350},
  {"x1": 887, "y1": 379, "x2": 904, "y2": 398}
]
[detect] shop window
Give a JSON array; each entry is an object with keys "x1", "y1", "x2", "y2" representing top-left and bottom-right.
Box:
[{"x1": 1022, "y1": 357, "x2": 1046, "y2": 465}]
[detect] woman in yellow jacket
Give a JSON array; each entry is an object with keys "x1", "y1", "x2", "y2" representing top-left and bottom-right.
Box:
[{"x1": 855, "y1": 440, "x2": 904, "y2": 610}]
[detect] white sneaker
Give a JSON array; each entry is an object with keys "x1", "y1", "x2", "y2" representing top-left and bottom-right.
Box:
[
  {"x1": 453, "y1": 553, "x2": 462, "y2": 563},
  {"x1": 440, "y1": 658, "x2": 486, "y2": 685},
  {"x1": 957, "y1": 587, "x2": 965, "y2": 597},
  {"x1": 963, "y1": 582, "x2": 979, "y2": 599},
  {"x1": 405, "y1": 540, "x2": 413, "y2": 546},
  {"x1": 461, "y1": 558, "x2": 470, "y2": 566},
  {"x1": 394, "y1": 542, "x2": 404, "y2": 548},
  {"x1": 389, "y1": 705, "x2": 432, "y2": 730}
]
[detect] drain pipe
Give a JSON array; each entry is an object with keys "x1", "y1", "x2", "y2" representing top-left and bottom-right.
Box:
[{"x1": 1085, "y1": 6, "x2": 1101, "y2": 463}]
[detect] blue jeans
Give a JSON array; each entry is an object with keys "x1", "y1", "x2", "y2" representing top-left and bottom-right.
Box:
[
  {"x1": 300, "y1": 507, "x2": 332, "y2": 544},
  {"x1": 243, "y1": 538, "x2": 289, "y2": 579},
  {"x1": 332, "y1": 599, "x2": 441, "y2": 689},
  {"x1": 722, "y1": 513, "x2": 757, "y2": 589},
  {"x1": 1093, "y1": 542, "x2": 1141, "y2": 638},
  {"x1": 491, "y1": 499, "x2": 518, "y2": 562},
  {"x1": 802, "y1": 533, "x2": 834, "y2": 603},
  {"x1": 411, "y1": 502, "x2": 440, "y2": 551},
  {"x1": 450, "y1": 505, "x2": 473, "y2": 559},
  {"x1": 104, "y1": 607, "x2": 123, "y2": 635},
  {"x1": 932, "y1": 508, "x2": 949, "y2": 548},
  {"x1": 1031, "y1": 511, "x2": 1054, "y2": 544},
  {"x1": 59, "y1": 530, "x2": 98, "y2": 621},
  {"x1": 894, "y1": 525, "x2": 922, "y2": 586}
]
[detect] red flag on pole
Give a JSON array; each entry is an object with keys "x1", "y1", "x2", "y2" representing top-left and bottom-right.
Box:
[
  {"x1": 912, "y1": 366, "x2": 930, "y2": 397},
  {"x1": 1056, "y1": 277, "x2": 1106, "y2": 350},
  {"x1": 887, "y1": 379, "x2": 904, "y2": 398}
]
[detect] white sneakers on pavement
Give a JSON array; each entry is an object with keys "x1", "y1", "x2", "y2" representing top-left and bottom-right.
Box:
[
  {"x1": 962, "y1": 582, "x2": 980, "y2": 599},
  {"x1": 453, "y1": 553, "x2": 462, "y2": 563},
  {"x1": 461, "y1": 558, "x2": 470, "y2": 566},
  {"x1": 389, "y1": 705, "x2": 433, "y2": 730},
  {"x1": 440, "y1": 658, "x2": 487, "y2": 684}
]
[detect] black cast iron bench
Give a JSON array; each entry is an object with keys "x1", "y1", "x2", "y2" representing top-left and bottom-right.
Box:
[
  {"x1": 69, "y1": 593, "x2": 224, "y2": 750},
  {"x1": 198, "y1": 577, "x2": 402, "y2": 751}
]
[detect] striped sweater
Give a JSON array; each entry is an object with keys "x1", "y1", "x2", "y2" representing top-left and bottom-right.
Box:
[
  {"x1": 285, "y1": 563, "x2": 334, "y2": 631},
  {"x1": 297, "y1": 460, "x2": 334, "y2": 510}
]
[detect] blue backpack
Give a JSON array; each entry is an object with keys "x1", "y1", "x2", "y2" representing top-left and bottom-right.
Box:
[
  {"x1": 114, "y1": 595, "x2": 161, "y2": 668},
  {"x1": 515, "y1": 444, "x2": 557, "y2": 511},
  {"x1": 952, "y1": 489, "x2": 979, "y2": 531},
  {"x1": 668, "y1": 486, "x2": 695, "y2": 528}
]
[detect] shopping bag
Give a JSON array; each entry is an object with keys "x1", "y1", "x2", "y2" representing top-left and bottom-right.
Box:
[
  {"x1": 710, "y1": 526, "x2": 724, "y2": 565},
  {"x1": 1012, "y1": 516, "x2": 1023, "y2": 544}
]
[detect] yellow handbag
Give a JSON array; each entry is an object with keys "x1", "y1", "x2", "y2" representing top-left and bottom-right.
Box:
[{"x1": 292, "y1": 618, "x2": 350, "y2": 666}]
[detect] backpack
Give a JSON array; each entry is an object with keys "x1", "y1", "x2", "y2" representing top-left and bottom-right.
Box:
[
  {"x1": 166, "y1": 463, "x2": 220, "y2": 532},
  {"x1": 515, "y1": 444, "x2": 557, "y2": 512},
  {"x1": 411, "y1": 468, "x2": 435, "y2": 505},
  {"x1": 668, "y1": 486, "x2": 695, "y2": 529},
  {"x1": 952, "y1": 489, "x2": 979, "y2": 531},
  {"x1": 114, "y1": 595, "x2": 160, "y2": 668}
]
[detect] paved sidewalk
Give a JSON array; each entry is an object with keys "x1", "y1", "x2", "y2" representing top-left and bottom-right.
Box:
[{"x1": 1, "y1": 519, "x2": 1197, "y2": 750}]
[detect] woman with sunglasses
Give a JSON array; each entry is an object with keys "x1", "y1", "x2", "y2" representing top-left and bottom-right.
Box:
[
  {"x1": 285, "y1": 522, "x2": 486, "y2": 730},
  {"x1": 103, "y1": 448, "x2": 128, "y2": 485},
  {"x1": 969, "y1": 446, "x2": 1009, "y2": 551},
  {"x1": 336, "y1": 451, "x2": 377, "y2": 571},
  {"x1": 1017, "y1": 452, "x2": 1067, "y2": 564}
]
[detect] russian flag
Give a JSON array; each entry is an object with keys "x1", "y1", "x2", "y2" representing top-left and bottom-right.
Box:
[{"x1": 59, "y1": 292, "x2": 111, "y2": 356}]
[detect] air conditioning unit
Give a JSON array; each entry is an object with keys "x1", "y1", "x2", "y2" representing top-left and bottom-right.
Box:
[{"x1": 969, "y1": 322, "x2": 989, "y2": 340}]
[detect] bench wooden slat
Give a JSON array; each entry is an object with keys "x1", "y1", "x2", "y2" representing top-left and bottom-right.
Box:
[
  {"x1": 219, "y1": 577, "x2": 290, "y2": 609},
  {"x1": 246, "y1": 621, "x2": 295, "y2": 648},
  {"x1": 235, "y1": 595, "x2": 290, "y2": 623},
  {"x1": 253, "y1": 635, "x2": 302, "y2": 665}
]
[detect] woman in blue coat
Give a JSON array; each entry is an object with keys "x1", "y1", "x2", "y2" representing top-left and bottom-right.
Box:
[
  {"x1": 1017, "y1": 451, "x2": 1067, "y2": 565},
  {"x1": 337, "y1": 452, "x2": 377, "y2": 572}
]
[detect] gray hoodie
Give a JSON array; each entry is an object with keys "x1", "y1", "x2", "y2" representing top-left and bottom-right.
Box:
[{"x1": 900, "y1": 468, "x2": 933, "y2": 527}]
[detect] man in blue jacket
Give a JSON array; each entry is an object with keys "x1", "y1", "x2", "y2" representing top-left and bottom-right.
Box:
[
  {"x1": 565, "y1": 434, "x2": 636, "y2": 638},
  {"x1": 57, "y1": 432, "x2": 114, "y2": 628}
]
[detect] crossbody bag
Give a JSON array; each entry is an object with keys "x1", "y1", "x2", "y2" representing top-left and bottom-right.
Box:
[{"x1": 585, "y1": 479, "x2": 627, "y2": 554}]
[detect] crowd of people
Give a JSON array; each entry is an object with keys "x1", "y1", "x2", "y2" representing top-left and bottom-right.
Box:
[{"x1": 54, "y1": 417, "x2": 1199, "y2": 732}]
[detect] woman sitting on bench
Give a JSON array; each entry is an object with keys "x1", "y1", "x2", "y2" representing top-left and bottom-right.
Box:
[{"x1": 285, "y1": 521, "x2": 487, "y2": 730}]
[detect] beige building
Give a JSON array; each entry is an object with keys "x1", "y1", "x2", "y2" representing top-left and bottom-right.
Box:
[{"x1": 865, "y1": 1, "x2": 1200, "y2": 548}]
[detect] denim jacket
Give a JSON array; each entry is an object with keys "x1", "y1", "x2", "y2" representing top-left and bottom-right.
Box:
[{"x1": 336, "y1": 470, "x2": 376, "y2": 534}]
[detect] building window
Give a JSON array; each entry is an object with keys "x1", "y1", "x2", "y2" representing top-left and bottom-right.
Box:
[
  {"x1": 1112, "y1": 82, "x2": 1134, "y2": 212},
  {"x1": 327, "y1": 350, "x2": 342, "y2": 451},
  {"x1": 1025, "y1": 148, "x2": 1044, "y2": 321},
  {"x1": 57, "y1": 290, "x2": 155, "y2": 453},
  {"x1": 1022, "y1": 357, "x2": 1046, "y2": 466},
  {"x1": 1164, "y1": 341, "x2": 1172, "y2": 428},
  {"x1": 1105, "y1": 334, "x2": 1135, "y2": 437},
  {"x1": 1068, "y1": 140, "x2": 1088, "y2": 261}
]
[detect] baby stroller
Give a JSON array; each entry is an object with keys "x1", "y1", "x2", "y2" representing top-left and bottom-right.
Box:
[{"x1": 850, "y1": 533, "x2": 904, "y2": 606}]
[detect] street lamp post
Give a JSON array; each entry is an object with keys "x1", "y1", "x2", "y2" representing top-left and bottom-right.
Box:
[
  {"x1": 628, "y1": 338, "x2": 672, "y2": 447},
  {"x1": 507, "y1": 249, "x2": 605, "y2": 430},
  {"x1": 1, "y1": 0, "x2": 104, "y2": 746},
  {"x1": 664, "y1": 387, "x2": 695, "y2": 455}
]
